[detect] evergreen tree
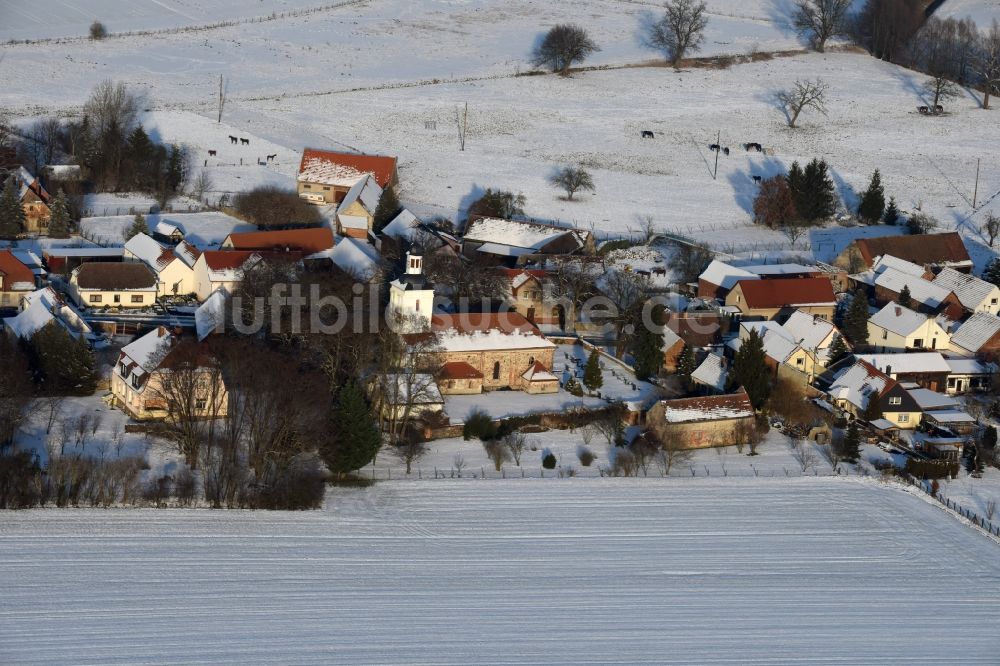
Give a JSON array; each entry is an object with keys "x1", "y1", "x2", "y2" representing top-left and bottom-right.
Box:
[
  {"x1": 676, "y1": 343, "x2": 696, "y2": 389},
  {"x1": 883, "y1": 196, "x2": 899, "y2": 225},
  {"x1": 857, "y1": 169, "x2": 885, "y2": 224},
  {"x1": 827, "y1": 332, "x2": 849, "y2": 364},
  {"x1": 125, "y1": 212, "x2": 147, "y2": 240},
  {"x1": 843, "y1": 290, "x2": 870, "y2": 345},
  {"x1": 798, "y1": 158, "x2": 837, "y2": 222},
  {"x1": 28, "y1": 324, "x2": 97, "y2": 395},
  {"x1": 126, "y1": 125, "x2": 155, "y2": 191},
  {"x1": 320, "y1": 381, "x2": 381, "y2": 478},
  {"x1": 0, "y1": 177, "x2": 26, "y2": 239},
  {"x1": 583, "y1": 348, "x2": 603, "y2": 393},
  {"x1": 165, "y1": 144, "x2": 185, "y2": 193},
  {"x1": 863, "y1": 389, "x2": 882, "y2": 421},
  {"x1": 840, "y1": 421, "x2": 861, "y2": 463},
  {"x1": 786, "y1": 161, "x2": 806, "y2": 220},
  {"x1": 373, "y1": 184, "x2": 402, "y2": 233},
  {"x1": 898, "y1": 284, "x2": 912, "y2": 308},
  {"x1": 630, "y1": 308, "x2": 664, "y2": 381},
  {"x1": 730, "y1": 328, "x2": 770, "y2": 410},
  {"x1": 983, "y1": 258, "x2": 1000, "y2": 288},
  {"x1": 47, "y1": 189, "x2": 72, "y2": 239},
  {"x1": 981, "y1": 425, "x2": 997, "y2": 451}
]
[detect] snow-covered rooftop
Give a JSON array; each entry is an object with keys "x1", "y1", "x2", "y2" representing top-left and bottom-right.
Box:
[
  {"x1": 298, "y1": 156, "x2": 372, "y2": 188},
  {"x1": 381, "y1": 209, "x2": 419, "y2": 241},
  {"x1": 463, "y1": 217, "x2": 588, "y2": 252},
  {"x1": 120, "y1": 327, "x2": 173, "y2": 373},
  {"x1": 698, "y1": 259, "x2": 758, "y2": 291},
  {"x1": 195, "y1": 289, "x2": 227, "y2": 341},
  {"x1": 437, "y1": 328, "x2": 555, "y2": 353},
  {"x1": 905, "y1": 387, "x2": 958, "y2": 411},
  {"x1": 868, "y1": 302, "x2": 935, "y2": 337},
  {"x1": 873, "y1": 267, "x2": 951, "y2": 309},
  {"x1": 854, "y1": 352, "x2": 951, "y2": 375},
  {"x1": 949, "y1": 311, "x2": 1000, "y2": 353},
  {"x1": 328, "y1": 236, "x2": 380, "y2": 279},
  {"x1": 691, "y1": 353, "x2": 727, "y2": 392},
  {"x1": 828, "y1": 361, "x2": 889, "y2": 411},
  {"x1": 932, "y1": 267, "x2": 998, "y2": 311}
]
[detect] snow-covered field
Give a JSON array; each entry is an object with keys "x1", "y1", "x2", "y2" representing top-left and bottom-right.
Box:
[{"x1": 2, "y1": 478, "x2": 998, "y2": 665}]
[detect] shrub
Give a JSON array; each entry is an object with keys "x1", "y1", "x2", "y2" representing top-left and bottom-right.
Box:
[
  {"x1": 577, "y1": 446, "x2": 596, "y2": 467},
  {"x1": 89, "y1": 21, "x2": 108, "y2": 40},
  {"x1": 0, "y1": 452, "x2": 44, "y2": 509},
  {"x1": 254, "y1": 461, "x2": 326, "y2": 510},
  {"x1": 484, "y1": 440, "x2": 512, "y2": 471},
  {"x1": 232, "y1": 186, "x2": 322, "y2": 229},
  {"x1": 542, "y1": 452, "x2": 557, "y2": 469},
  {"x1": 174, "y1": 468, "x2": 197, "y2": 506},
  {"x1": 463, "y1": 408, "x2": 498, "y2": 441}
]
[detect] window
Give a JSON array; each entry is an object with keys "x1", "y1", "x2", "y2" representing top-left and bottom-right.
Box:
[
  {"x1": 89, "y1": 294, "x2": 102, "y2": 303},
  {"x1": 113, "y1": 294, "x2": 121, "y2": 303},
  {"x1": 120, "y1": 362, "x2": 129, "y2": 377},
  {"x1": 131, "y1": 295, "x2": 143, "y2": 304},
  {"x1": 131, "y1": 375, "x2": 140, "y2": 389},
  {"x1": 195, "y1": 398, "x2": 207, "y2": 410},
  {"x1": 898, "y1": 413, "x2": 909, "y2": 423},
  {"x1": 795, "y1": 357, "x2": 804, "y2": 366},
  {"x1": 992, "y1": 298, "x2": 998, "y2": 305},
  {"x1": 889, "y1": 396, "x2": 902, "y2": 406},
  {"x1": 882, "y1": 330, "x2": 887, "y2": 340},
  {"x1": 303, "y1": 184, "x2": 311, "y2": 189},
  {"x1": 947, "y1": 378, "x2": 956, "y2": 388},
  {"x1": 492, "y1": 361, "x2": 501, "y2": 380},
  {"x1": 415, "y1": 299, "x2": 420, "y2": 311},
  {"x1": 913, "y1": 338, "x2": 923, "y2": 348},
  {"x1": 322, "y1": 186, "x2": 330, "y2": 191}
]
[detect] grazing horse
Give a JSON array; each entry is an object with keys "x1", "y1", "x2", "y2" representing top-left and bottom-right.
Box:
[
  {"x1": 208, "y1": 150, "x2": 217, "y2": 157},
  {"x1": 744, "y1": 142, "x2": 763, "y2": 152},
  {"x1": 240, "y1": 137, "x2": 249, "y2": 145},
  {"x1": 934, "y1": 104, "x2": 944, "y2": 114},
  {"x1": 229, "y1": 135, "x2": 237, "y2": 144},
  {"x1": 709, "y1": 143, "x2": 720, "y2": 151},
  {"x1": 641, "y1": 130, "x2": 655, "y2": 139},
  {"x1": 917, "y1": 106, "x2": 930, "y2": 115},
  {"x1": 722, "y1": 147, "x2": 730, "y2": 156},
  {"x1": 751, "y1": 175, "x2": 762, "y2": 184},
  {"x1": 266, "y1": 153, "x2": 277, "y2": 161}
]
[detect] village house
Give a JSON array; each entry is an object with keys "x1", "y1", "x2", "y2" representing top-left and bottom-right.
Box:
[
  {"x1": 111, "y1": 326, "x2": 228, "y2": 421},
  {"x1": 221, "y1": 227, "x2": 335, "y2": 256},
  {"x1": 0, "y1": 250, "x2": 39, "y2": 309},
  {"x1": 500, "y1": 268, "x2": 563, "y2": 327},
  {"x1": 42, "y1": 247, "x2": 125, "y2": 275},
  {"x1": 867, "y1": 302, "x2": 951, "y2": 352},
  {"x1": 335, "y1": 175, "x2": 383, "y2": 240},
  {"x1": 69, "y1": 262, "x2": 158, "y2": 309},
  {"x1": 827, "y1": 361, "x2": 922, "y2": 429},
  {"x1": 5, "y1": 166, "x2": 51, "y2": 234},
  {"x1": 124, "y1": 233, "x2": 196, "y2": 297},
  {"x1": 723, "y1": 277, "x2": 836, "y2": 322},
  {"x1": 943, "y1": 357, "x2": 996, "y2": 394},
  {"x1": 696, "y1": 260, "x2": 824, "y2": 300},
  {"x1": 948, "y1": 311, "x2": 1000, "y2": 360},
  {"x1": 191, "y1": 250, "x2": 265, "y2": 301},
  {"x1": 297, "y1": 148, "x2": 398, "y2": 205},
  {"x1": 690, "y1": 353, "x2": 728, "y2": 393},
  {"x1": 732, "y1": 313, "x2": 839, "y2": 382},
  {"x1": 153, "y1": 221, "x2": 185, "y2": 244},
  {"x1": 853, "y1": 352, "x2": 952, "y2": 392},
  {"x1": 647, "y1": 390, "x2": 755, "y2": 449},
  {"x1": 662, "y1": 312, "x2": 724, "y2": 371},
  {"x1": 3, "y1": 286, "x2": 94, "y2": 342},
  {"x1": 834, "y1": 232, "x2": 973, "y2": 273},
  {"x1": 865, "y1": 265, "x2": 964, "y2": 320},
  {"x1": 931, "y1": 267, "x2": 1000, "y2": 315},
  {"x1": 461, "y1": 217, "x2": 595, "y2": 264}
]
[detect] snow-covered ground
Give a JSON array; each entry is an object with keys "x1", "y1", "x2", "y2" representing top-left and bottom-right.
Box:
[
  {"x1": 2, "y1": 478, "x2": 998, "y2": 665},
  {"x1": 80, "y1": 210, "x2": 254, "y2": 247}
]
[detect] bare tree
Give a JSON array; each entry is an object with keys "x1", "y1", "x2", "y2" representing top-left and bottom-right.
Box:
[
  {"x1": 924, "y1": 73, "x2": 959, "y2": 108},
  {"x1": 781, "y1": 219, "x2": 809, "y2": 248},
  {"x1": 369, "y1": 321, "x2": 442, "y2": 447},
  {"x1": 591, "y1": 402, "x2": 627, "y2": 446},
  {"x1": 975, "y1": 20, "x2": 1000, "y2": 109},
  {"x1": 503, "y1": 431, "x2": 528, "y2": 466},
  {"x1": 395, "y1": 440, "x2": 426, "y2": 475},
  {"x1": 793, "y1": 0, "x2": 850, "y2": 53},
  {"x1": 532, "y1": 24, "x2": 601, "y2": 75},
  {"x1": 777, "y1": 79, "x2": 829, "y2": 128},
  {"x1": 648, "y1": 0, "x2": 709, "y2": 68},
  {"x1": 484, "y1": 439, "x2": 512, "y2": 471},
  {"x1": 30, "y1": 118, "x2": 63, "y2": 166},
  {"x1": 111, "y1": 421, "x2": 126, "y2": 458},
  {"x1": 732, "y1": 418, "x2": 760, "y2": 454},
  {"x1": 452, "y1": 453, "x2": 466, "y2": 477},
  {"x1": 600, "y1": 269, "x2": 652, "y2": 357},
  {"x1": 0, "y1": 109, "x2": 12, "y2": 148},
  {"x1": 190, "y1": 170, "x2": 214, "y2": 204},
  {"x1": 549, "y1": 258, "x2": 599, "y2": 332},
  {"x1": 630, "y1": 434, "x2": 660, "y2": 476},
  {"x1": 790, "y1": 438, "x2": 818, "y2": 472},
  {"x1": 611, "y1": 447, "x2": 639, "y2": 477},
  {"x1": 83, "y1": 79, "x2": 139, "y2": 141},
  {"x1": 656, "y1": 430, "x2": 694, "y2": 475},
  {"x1": 73, "y1": 414, "x2": 92, "y2": 451},
  {"x1": 580, "y1": 425, "x2": 595, "y2": 449},
  {"x1": 41, "y1": 396, "x2": 66, "y2": 435},
  {"x1": 982, "y1": 212, "x2": 1000, "y2": 247},
  {"x1": 548, "y1": 166, "x2": 595, "y2": 200}
]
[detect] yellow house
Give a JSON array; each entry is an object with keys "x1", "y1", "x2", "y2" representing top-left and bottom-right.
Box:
[
  {"x1": 335, "y1": 175, "x2": 382, "y2": 240},
  {"x1": 124, "y1": 233, "x2": 197, "y2": 297},
  {"x1": 69, "y1": 263, "x2": 158, "y2": 309},
  {"x1": 111, "y1": 326, "x2": 228, "y2": 421},
  {"x1": 8, "y1": 167, "x2": 51, "y2": 234},
  {"x1": 827, "y1": 360, "x2": 923, "y2": 429},
  {"x1": 867, "y1": 302, "x2": 951, "y2": 353},
  {"x1": 0, "y1": 250, "x2": 38, "y2": 308},
  {"x1": 724, "y1": 277, "x2": 836, "y2": 322},
  {"x1": 297, "y1": 148, "x2": 398, "y2": 205}
]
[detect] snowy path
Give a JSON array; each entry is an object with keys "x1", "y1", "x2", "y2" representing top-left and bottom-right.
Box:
[{"x1": 2, "y1": 478, "x2": 999, "y2": 664}]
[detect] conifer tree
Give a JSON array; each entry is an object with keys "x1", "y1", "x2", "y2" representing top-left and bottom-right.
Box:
[
  {"x1": 857, "y1": 169, "x2": 885, "y2": 224},
  {"x1": 863, "y1": 389, "x2": 882, "y2": 421},
  {"x1": 898, "y1": 284, "x2": 912, "y2": 308},
  {"x1": 0, "y1": 178, "x2": 26, "y2": 239},
  {"x1": 583, "y1": 348, "x2": 603, "y2": 393},
  {"x1": 47, "y1": 189, "x2": 72, "y2": 239},
  {"x1": 840, "y1": 421, "x2": 861, "y2": 463},
  {"x1": 827, "y1": 332, "x2": 849, "y2": 364},
  {"x1": 321, "y1": 381, "x2": 381, "y2": 479},
  {"x1": 125, "y1": 212, "x2": 147, "y2": 240},
  {"x1": 631, "y1": 309, "x2": 664, "y2": 381},
  {"x1": 28, "y1": 324, "x2": 97, "y2": 395},
  {"x1": 730, "y1": 328, "x2": 770, "y2": 409},
  {"x1": 373, "y1": 184, "x2": 402, "y2": 233},
  {"x1": 676, "y1": 343, "x2": 697, "y2": 389},
  {"x1": 798, "y1": 158, "x2": 836, "y2": 222},
  {"x1": 843, "y1": 290, "x2": 870, "y2": 345},
  {"x1": 983, "y1": 258, "x2": 1000, "y2": 288},
  {"x1": 786, "y1": 161, "x2": 806, "y2": 220},
  {"x1": 882, "y1": 195, "x2": 899, "y2": 225}
]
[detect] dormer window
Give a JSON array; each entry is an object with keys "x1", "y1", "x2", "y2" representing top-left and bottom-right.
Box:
[
  {"x1": 889, "y1": 396, "x2": 901, "y2": 406},
  {"x1": 131, "y1": 375, "x2": 140, "y2": 389}
]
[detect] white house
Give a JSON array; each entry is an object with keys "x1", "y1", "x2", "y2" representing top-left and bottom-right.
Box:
[
  {"x1": 931, "y1": 267, "x2": 1000, "y2": 315},
  {"x1": 335, "y1": 174, "x2": 383, "y2": 240},
  {"x1": 388, "y1": 252, "x2": 435, "y2": 328},
  {"x1": 124, "y1": 233, "x2": 196, "y2": 297},
  {"x1": 3, "y1": 287, "x2": 94, "y2": 341},
  {"x1": 867, "y1": 302, "x2": 951, "y2": 352},
  {"x1": 192, "y1": 251, "x2": 261, "y2": 301}
]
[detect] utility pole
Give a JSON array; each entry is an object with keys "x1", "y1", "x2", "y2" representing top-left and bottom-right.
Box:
[
  {"x1": 973, "y1": 158, "x2": 980, "y2": 208},
  {"x1": 458, "y1": 102, "x2": 468, "y2": 152},
  {"x1": 217, "y1": 75, "x2": 225, "y2": 124},
  {"x1": 713, "y1": 129, "x2": 720, "y2": 181}
]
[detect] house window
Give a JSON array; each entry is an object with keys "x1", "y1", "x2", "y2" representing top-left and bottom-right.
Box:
[
  {"x1": 113, "y1": 294, "x2": 121, "y2": 303},
  {"x1": 529, "y1": 356, "x2": 535, "y2": 366},
  {"x1": 120, "y1": 362, "x2": 129, "y2": 377},
  {"x1": 322, "y1": 186, "x2": 330, "y2": 191},
  {"x1": 89, "y1": 294, "x2": 102, "y2": 303},
  {"x1": 898, "y1": 413, "x2": 909, "y2": 423},
  {"x1": 795, "y1": 357, "x2": 804, "y2": 366},
  {"x1": 131, "y1": 375, "x2": 140, "y2": 389},
  {"x1": 947, "y1": 378, "x2": 956, "y2": 388},
  {"x1": 882, "y1": 330, "x2": 887, "y2": 340},
  {"x1": 303, "y1": 184, "x2": 311, "y2": 189},
  {"x1": 415, "y1": 299, "x2": 420, "y2": 311},
  {"x1": 195, "y1": 398, "x2": 207, "y2": 410},
  {"x1": 889, "y1": 396, "x2": 902, "y2": 405},
  {"x1": 492, "y1": 361, "x2": 501, "y2": 380},
  {"x1": 131, "y1": 295, "x2": 143, "y2": 303},
  {"x1": 992, "y1": 298, "x2": 998, "y2": 305},
  {"x1": 913, "y1": 338, "x2": 923, "y2": 348}
]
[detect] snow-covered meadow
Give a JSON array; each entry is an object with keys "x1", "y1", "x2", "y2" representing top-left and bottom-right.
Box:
[{"x1": 2, "y1": 478, "x2": 998, "y2": 665}]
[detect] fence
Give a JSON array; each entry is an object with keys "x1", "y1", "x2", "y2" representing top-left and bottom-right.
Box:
[{"x1": 897, "y1": 472, "x2": 1000, "y2": 538}]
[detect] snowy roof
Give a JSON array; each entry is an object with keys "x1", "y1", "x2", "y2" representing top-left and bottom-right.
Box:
[
  {"x1": 949, "y1": 311, "x2": 1000, "y2": 353},
  {"x1": 381, "y1": 209, "x2": 419, "y2": 241},
  {"x1": 871, "y1": 254, "x2": 927, "y2": 278},
  {"x1": 174, "y1": 241, "x2": 201, "y2": 269},
  {"x1": 663, "y1": 325, "x2": 683, "y2": 350},
  {"x1": 906, "y1": 387, "x2": 958, "y2": 411},
  {"x1": 41, "y1": 247, "x2": 124, "y2": 258},
  {"x1": 329, "y1": 236, "x2": 380, "y2": 278},
  {"x1": 873, "y1": 267, "x2": 951, "y2": 309},
  {"x1": 945, "y1": 357, "x2": 995, "y2": 375},
  {"x1": 932, "y1": 267, "x2": 999, "y2": 311},
  {"x1": 199, "y1": 251, "x2": 262, "y2": 281},
  {"x1": 658, "y1": 391, "x2": 753, "y2": 423},
  {"x1": 475, "y1": 242, "x2": 535, "y2": 257},
  {"x1": 298, "y1": 148, "x2": 397, "y2": 188},
  {"x1": 781, "y1": 310, "x2": 837, "y2": 350},
  {"x1": 120, "y1": 327, "x2": 173, "y2": 373},
  {"x1": 868, "y1": 418, "x2": 898, "y2": 431},
  {"x1": 828, "y1": 361, "x2": 890, "y2": 411},
  {"x1": 854, "y1": 352, "x2": 951, "y2": 375},
  {"x1": 869, "y1": 302, "x2": 934, "y2": 337},
  {"x1": 437, "y1": 328, "x2": 555, "y2": 353},
  {"x1": 124, "y1": 233, "x2": 171, "y2": 271},
  {"x1": 691, "y1": 353, "x2": 727, "y2": 391},
  {"x1": 338, "y1": 174, "x2": 383, "y2": 216},
  {"x1": 923, "y1": 409, "x2": 976, "y2": 424},
  {"x1": 154, "y1": 221, "x2": 182, "y2": 237},
  {"x1": 3, "y1": 287, "x2": 92, "y2": 341},
  {"x1": 698, "y1": 260, "x2": 758, "y2": 290},
  {"x1": 463, "y1": 217, "x2": 589, "y2": 252},
  {"x1": 195, "y1": 289, "x2": 226, "y2": 341},
  {"x1": 743, "y1": 263, "x2": 819, "y2": 277},
  {"x1": 522, "y1": 361, "x2": 558, "y2": 382}
]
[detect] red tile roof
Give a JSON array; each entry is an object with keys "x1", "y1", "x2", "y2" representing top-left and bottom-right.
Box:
[
  {"x1": 0, "y1": 250, "x2": 35, "y2": 288},
  {"x1": 430, "y1": 312, "x2": 542, "y2": 336},
  {"x1": 735, "y1": 277, "x2": 835, "y2": 309},
  {"x1": 298, "y1": 148, "x2": 398, "y2": 188},
  {"x1": 854, "y1": 232, "x2": 970, "y2": 268},
  {"x1": 224, "y1": 227, "x2": 334, "y2": 255},
  {"x1": 439, "y1": 361, "x2": 484, "y2": 380},
  {"x1": 201, "y1": 250, "x2": 258, "y2": 271}
]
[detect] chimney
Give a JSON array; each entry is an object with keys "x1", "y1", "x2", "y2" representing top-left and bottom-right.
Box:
[{"x1": 894, "y1": 306, "x2": 901, "y2": 316}]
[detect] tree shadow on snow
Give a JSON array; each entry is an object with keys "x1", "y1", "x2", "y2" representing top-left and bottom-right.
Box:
[
  {"x1": 457, "y1": 183, "x2": 487, "y2": 229},
  {"x1": 726, "y1": 155, "x2": 787, "y2": 215},
  {"x1": 634, "y1": 10, "x2": 665, "y2": 59},
  {"x1": 829, "y1": 167, "x2": 858, "y2": 214},
  {"x1": 889, "y1": 68, "x2": 930, "y2": 107},
  {"x1": 762, "y1": 0, "x2": 804, "y2": 41}
]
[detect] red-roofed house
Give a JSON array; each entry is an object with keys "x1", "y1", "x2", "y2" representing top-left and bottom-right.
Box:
[
  {"x1": 834, "y1": 232, "x2": 972, "y2": 273},
  {"x1": 297, "y1": 148, "x2": 398, "y2": 205},
  {"x1": 500, "y1": 268, "x2": 563, "y2": 326},
  {"x1": 6, "y1": 167, "x2": 51, "y2": 234},
  {"x1": 0, "y1": 249, "x2": 38, "y2": 308},
  {"x1": 192, "y1": 251, "x2": 260, "y2": 301},
  {"x1": 724, "y1": 277, "x2": 836, "y2": 321},
  {"x1": 222, "y1": 227, "x2": 335, "y2": 255},
  {"x1": 437, "y1": 360, "x2": 485, "y2": 395}
]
